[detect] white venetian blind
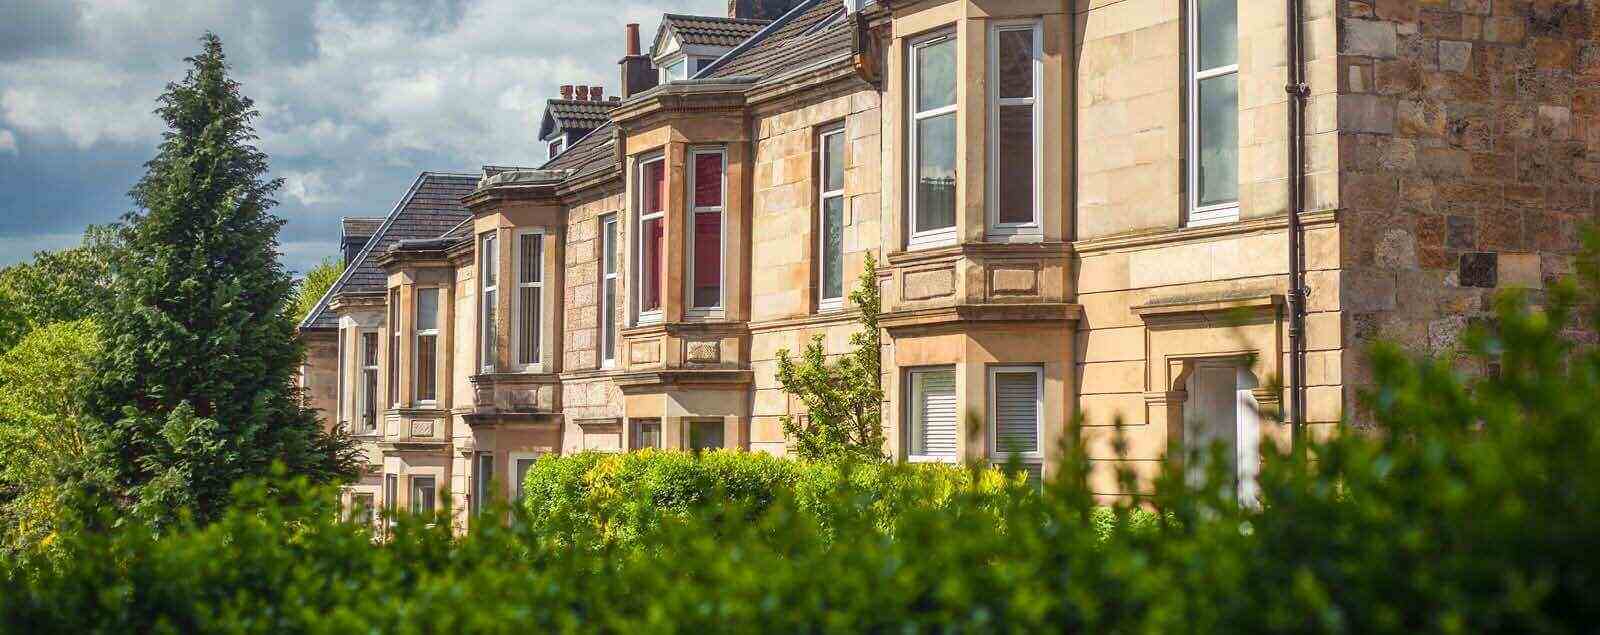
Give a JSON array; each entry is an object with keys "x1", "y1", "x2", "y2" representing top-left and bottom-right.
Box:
[
  {"x1": 912, "y1": 370, "x2": 957, "y2": 458},
  {"x1": 993, "y1": 370, "x2": 1040, "y2": 455}
]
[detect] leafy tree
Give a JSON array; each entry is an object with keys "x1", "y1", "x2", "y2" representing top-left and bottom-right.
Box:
[
  {"x1": 291, "y1": 256, "x2": 342, "y2": 323},
  {"x1": 0, "y1": 225, "x2": 118, "y2": 351},
  {"x1": 0, "y1": 320, "x2": 103, "y2": 552},
  {"x1": 87, "y1": 34, "x2": 357, "y2": 525},
  {"x1": 776, "y1": 252, "x2": 885, "y2": 461}
]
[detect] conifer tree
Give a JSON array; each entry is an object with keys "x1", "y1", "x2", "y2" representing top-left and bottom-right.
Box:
[{"x1": 90, "y1": 34, "x2": 356, "y2": 524}]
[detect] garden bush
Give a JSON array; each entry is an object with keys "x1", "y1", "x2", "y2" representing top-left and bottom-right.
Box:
[
  {"x1": 518, "y1": 449, "x2": 1023, "y2": 545},
  {"x1": 2, "y1": 234, "x2": 1598, "y2": 632}
]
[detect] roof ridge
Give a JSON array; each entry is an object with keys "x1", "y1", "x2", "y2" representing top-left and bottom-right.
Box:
[
  {"x1": 662, "y1": 13, "x2": 773, "y2": 24},
  {"x1": 300, "y1": 173, "x2": 430, "y2": 329}
]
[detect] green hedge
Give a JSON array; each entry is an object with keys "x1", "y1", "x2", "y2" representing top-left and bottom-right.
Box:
[{"x1": 518, "y1": 449, "x2": 1023, "y2": 544}]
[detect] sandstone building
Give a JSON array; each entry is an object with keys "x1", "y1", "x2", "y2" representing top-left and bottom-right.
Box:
[{"x1": 298, "y1": 0, "x2": 1599, "y2": 525}]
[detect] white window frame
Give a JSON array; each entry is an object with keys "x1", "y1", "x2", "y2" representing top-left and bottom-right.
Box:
[
  {"x1": 686, "y1": 147, "x2": 726, "y2": 317},
  {"x1": 905, "y1": 366, "x2": 959, "y2": 464},
  {"x1": 600, "y1": 213, "x2": 620, "y2": 368},
  {"x1": 358, "y1": 329, "x2": 380, "y2": 434},
  {"x1": 389, "y1": 288, "x2": 401, "y2": 407},
  {"x1": 512, "y1": 228, "x2": 545, "y2": 372},
  {"x1": 410, "y1": 475, "x2": 437, "y2": 514},
  {"x1": 336, "y1": 326, "x2": 346, "y2": 430},
  {"x1": 507, "y1": 451, "x2": 543, "y2": 501},
  {"x1": 907, "y1": 29, "x2": 959, "y2": 250},
  {"x1": 658, "y1": 53, "x2": 715, "y2": 82},
  {"x1": 817, "y1": 125, "x2": 847, "y2": 312},
  {"x1": 548, "y1": 137, "x2": 564, "y2": 160},
  {"x1": 479, "y1": 231, "x2": 499, "y2": 373},
  {"x1": 635, "y1": 155, "x2": 666, "y2": 325},
  {"x1": 987, "y1": 20, "x2": 1044, "y2": 239},
  {"x1": 473, "y1": 452, "x2": 495, "y2": 515},
  {"x1": 1186, "y1": 0, "x2": 1240, "y2": 227},
  {"x1": 414, "y1": 287, "x2": 440, "y2": 405},
  {"x1": 629, "y1": 418, "x2": 662, "y2": 451},
  {"x1": 987, "y1": 365, "x2": 1044, "y2": 463}
]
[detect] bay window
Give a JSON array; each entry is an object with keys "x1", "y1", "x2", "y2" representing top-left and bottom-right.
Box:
[
  {"x1": 600, "y1": 214, "x2": 619, "y2": 366},
  {"x1": 818, "y1": 126, "x2": 846, "y2": 310},
  {"x1": 1188, "y1": 0, "x2": 1239, "y2": 225},
  {"x1": 989, "y1": 21, "x2": 1042, "y2": 237},
  {"x1": 688, "y1": 148, "x2": 725, "y2": 314},
  {"x1": 480, "y1": 232, "x2": 498, "y2": 372},
  {"x1": 415, "y1": 288, "x2": 438, "y2": 403},
  {"x1": 515, "y1": 229, "x2": 543, "y2": 369},
  {"x1": 908, "y1": 30, "x2": 958, "y2": 248},
  {"x1": 360, "y1": 331, "x2": 379, "y2": 433},
  {"x1": 906, "y1": 367, "x2": 958, "y2": 462},
  {"x1": 636, "y1": 156, "x2": 665, "y2": 323},
  {"x1": 411, "y1": 476, "x2": 436, "y2": 514}
]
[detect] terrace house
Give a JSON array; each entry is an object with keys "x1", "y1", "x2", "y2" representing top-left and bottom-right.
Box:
[{"x1": 299, "y1": 0, "x2": 1600, "y2": 525}]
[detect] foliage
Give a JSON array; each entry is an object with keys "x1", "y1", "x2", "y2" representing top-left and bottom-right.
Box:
[
  {"x1": 0, "y1": 320, "x2": 104, "y2": 553},
  {"x1": 0, "y1": 225, "x2": 118, "y2": 351},
  {"x1": 518, "y1": 449, "x2": 1021, "y2": 546},
  {"x1": 775, "y1": 252, "x2": 885, "y2": 461},
  {"x1": 5, "y1": 227, "x2": 1599, "y2": 631},
  {"x1": 291, "y1": 256, "x2": 342, "y2": 323},
  {"x1": 86, "y1": 34, "x2": 357, "y2": 527}
]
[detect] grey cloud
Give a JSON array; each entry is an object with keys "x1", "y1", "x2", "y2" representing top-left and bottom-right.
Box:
[{"x1": 0, "y1": 1, "x2": 84, "y2": 61}]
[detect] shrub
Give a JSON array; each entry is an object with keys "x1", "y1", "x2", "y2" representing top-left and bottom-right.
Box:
[{"x1": 519, "y1": 449, "x2": 1021, "y2": 545}]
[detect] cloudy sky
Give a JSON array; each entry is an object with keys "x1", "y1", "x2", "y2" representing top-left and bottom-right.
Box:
[{"x1": 0, "y1": 0, "x2": 723, "y2": 274}]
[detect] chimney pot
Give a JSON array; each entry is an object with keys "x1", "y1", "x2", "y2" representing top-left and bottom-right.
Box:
[
  {"x1": 590, "y1": 86, "x2": 603, "y2": 101},
  {"x1": 575, "y1": 85, "x2": 590, "y2": 100},
  {"x1": 625, "y1": 23, "x2": 641, "y2": 56},
  {"x1": 560, "y1": 84, "x2": 574, "y2": 100}
]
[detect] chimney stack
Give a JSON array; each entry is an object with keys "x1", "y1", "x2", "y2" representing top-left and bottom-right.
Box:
[
  {"x1": 560, "y1": 84, "x2": 574, "y2": 100},
  {"x1": 619, "y1": 23, "x2": 657, "y2": 98},
  {"x1": 590, "y1": 86, "x2": 603, "y2": 101},
  {"x1": 575, "y1": 85, "x2": 590, "y2": 101}
]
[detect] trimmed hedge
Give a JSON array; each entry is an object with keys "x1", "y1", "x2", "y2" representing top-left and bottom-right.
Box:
[{"x1": 518, "y1": 449, "x2": 1022, "y2": 544}]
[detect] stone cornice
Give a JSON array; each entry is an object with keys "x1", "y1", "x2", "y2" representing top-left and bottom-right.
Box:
[
  {"x1": 1072, "y1": 210, "x2": 1340, "y2": 256},
  {"x1": 879, "y1": 303, "x2": 1083, "y2": 332}
]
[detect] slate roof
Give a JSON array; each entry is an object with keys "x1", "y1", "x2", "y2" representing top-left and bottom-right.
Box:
[
  {"x1": 654, "y1": 14, "x2": 772, "y2": 52},
  {"x1": 299, "y1": 172, "x2": 478, "y2": 330},
  {"x1": 341, "y1": 217, "x2": 384, "y2": 239},
  {"x1": 702, "y1": 0, "x2": 850, "y2": 80},
  {"x1": 537, "y1": 98, "x2": 619, "y2": 142},
  {"x1": 539, "y1": 124, "x2": 618, "y2": 182}
]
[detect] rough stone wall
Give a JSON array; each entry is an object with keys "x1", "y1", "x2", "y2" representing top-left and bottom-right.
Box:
[
  {"x1": 300, "y1": 330, "x2": 340, "y2": 433},
  {"x1": 747, "y1": 87, "x2": 883, "y2": 456},
  {"x1": 1337, "y1": 0, "x2": 1600, "y2": 403},
  {"x1": 561, "y1": 189, "x2": 625, "y2": 373}
]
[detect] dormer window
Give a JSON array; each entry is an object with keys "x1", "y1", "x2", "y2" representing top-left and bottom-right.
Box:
[
  {"x1": 547, "y1": 138, "x2": 563, "y2": 160},
  {"x1": 662, "y1": 57, "x2": 688, "y2": 82}
]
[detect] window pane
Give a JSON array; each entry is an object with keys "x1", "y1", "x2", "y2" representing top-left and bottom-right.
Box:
[
  {"x1": 694, "y1": 153, "x2": 722, "y2": 208},
  {"x1": 912, "y1": 370, "x2": 957, "y2": 457},
  {"x1": 665, "y1": 58, "x2": 686, "y2": 81},
  {"x1": 481, "y1": 236, "x2": 496, "y2": 287},
  {"x1": 824, "y1": 132, "x2": 845, "y2": 192},
  {"x1": 483, "y1": 289, "x2": 497, "y2": 368},
  {"x1": 417, "y1": 335, "x2": 436, "y2": 401},
  {"x1": 1197, "y1": 74, "x2": 1239, "y2": 207},
  {"x1": 690, "y1": 420, "x2": 724, "y2": 451},
  {"x1": 475, "y1": 454, "x2": 494, "y2": 512},
  {"x1": 631, "y1": 420, "x2": 661, "y2": 450},
  {"x1": 997, "y1": 28, "x2": 1034, "y2": 99},
  {"x1": 519, "y1": 286, "x2": 540, "y2": 364},
  {"x1": 693, "y1": 212, "x2": 721, "y2": 308},
  {"x1": 514, "y1": 459, "x2": 537, "y2": 499},
  {"x1": 997, "y1": 104, "x2": 1035, "y2": 225},
  {"x1": 641, "y1": 217, "x2": 663, "y2": 312},
  {"x1": 915, "y1": 113, "x2": 957, "y2": 232},
  {"x1": 520, "y1": 234, "x2": 541, "y2": 283},
  {"x1": 416, "y1": 288, "x2": 438, "y2": 331},
  {"x1": 602, "y1": 218, "x2": 617, "y2": 275},
  {"x1": 362, "y1": 368, "x2": 377, "y2": 430},
  {"x1": 822, "y1": 195, "x2": 844, "y2": 301},
  {"x1": 603, "y1": 277, "x2": 617, "y2": 359},
  {"x1": 1197, "y1": 0, "x2": 1238, "y2": 70},
  {"x1": 362, "y1": 332, "x2": 378, "y2": 366},
  {"x1": 993, "y1": 371, "x2": 1039, "y2": 454},
  {"x1": 642, "y1": 160, "x2": 664, "y2": 214},
  {"x1": 412, "y1": 477, "x2": 435, "y2": 514},
  {"x1": 915, "y1": 37, "x2": 956, "y2": 112}
]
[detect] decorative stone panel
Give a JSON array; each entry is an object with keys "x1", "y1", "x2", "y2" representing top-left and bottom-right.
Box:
[
  {"x1": 686, "y1": 340, "x2": 721, "y2": 364},
  {"x1": 410, "y1": 419, "x2": 435, "y2": 438},
  {"x1": 902, "y1": 267, "x2": 954, "y2": 300},
  {"x1": 629, "y1": 338, "x2": 662, "y2": 365},
  {"x1": 989, "y1": 266, "x2": 1039, "y2": 296}
]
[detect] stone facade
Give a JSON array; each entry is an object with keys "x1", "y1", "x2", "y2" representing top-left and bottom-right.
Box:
[{"x1": 297, "y1": 0, "x2": 1598, "y2": 525}]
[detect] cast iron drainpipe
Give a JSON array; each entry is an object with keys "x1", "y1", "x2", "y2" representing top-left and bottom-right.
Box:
[{"x1": 1286, "y1": 0, "x2": 1310, "y2": 461}]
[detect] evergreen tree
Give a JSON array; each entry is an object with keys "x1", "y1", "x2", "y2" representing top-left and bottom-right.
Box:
[
  {"x1": 775, "y1": 253, "x2": 885, "y2": 461},
  {"x1": 89, "y1": 34, "x2": 356, "y2": 524}
]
